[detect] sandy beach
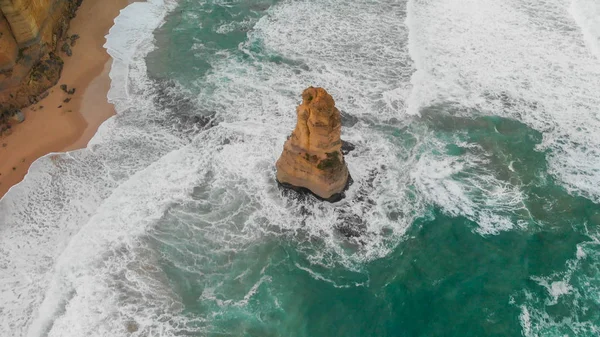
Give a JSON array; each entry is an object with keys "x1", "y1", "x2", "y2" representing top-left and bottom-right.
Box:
[{"x1": 0, "y1": 0, "x2": 130, "y2": 198}]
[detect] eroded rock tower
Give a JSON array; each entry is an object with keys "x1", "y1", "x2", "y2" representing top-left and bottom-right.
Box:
[{"x1": 276, "y1": 87, "x2": 349, "y2": 201}]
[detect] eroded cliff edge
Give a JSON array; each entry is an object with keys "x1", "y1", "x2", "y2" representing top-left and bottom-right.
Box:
[
  {"x1": 276, "y1": 87, "x2": 350, "y2": 202},
  {"x1": 0, "y1": 0, "x2": 82, "y2": 132}
]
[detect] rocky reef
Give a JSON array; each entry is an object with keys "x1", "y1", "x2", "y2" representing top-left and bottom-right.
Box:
[
  {"x1": 0, "y1": 0, "x2": 82, "y2": 134},
  {"x1": 276, "y1": 87, "x2": 350, "y2": 202}
]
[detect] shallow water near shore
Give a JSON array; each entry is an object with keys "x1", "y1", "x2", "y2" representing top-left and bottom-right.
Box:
[{"x1": 1, "y1": 0, "x2": 600, "y2": 336}]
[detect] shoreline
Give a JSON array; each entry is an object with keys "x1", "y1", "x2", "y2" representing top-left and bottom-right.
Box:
[{"x1": 0, "y1": 0, "x2": 131, "y2": 199}]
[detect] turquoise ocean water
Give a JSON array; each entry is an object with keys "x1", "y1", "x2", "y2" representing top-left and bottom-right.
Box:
[{"x1": 1, "y1": 0, "x2": 600, "y2": 336}]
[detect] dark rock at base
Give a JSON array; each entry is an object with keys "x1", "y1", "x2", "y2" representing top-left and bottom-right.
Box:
[
  {"x1": 336, "y1": 211, "x2": 367, "y2": 238},
  {"x1": 277, "y1": 174, "x2": 353, "y2": 203},
  {"x1": 67, "y1": 88, "x2": 76, "y2": 95},
  {"x1": 125, "y1": 321, "x2": 138, "y2": 333},
  {"x1": 163, "y1": 112, "x2": 217, "y2": 135},
  {"x1": 70, "y1": 34, "x2": 80, "y2": 47},
  {"x1": 9, "y1": 109, "x2": 24, "y2": 123},
  {"x1": 341, "y1": 140, "x2": 356, "y2": 155},
  {"x1": 191, "y1": 114, "x2": 217, "y2": 129},
  {"x1": 352, "y1": 167, "x2": 380, "y2": 206},
  {"x1": 340, "y1": 110, "x2": 359, "y2": 127},
  {"x1": 278, "y1": 174, "x2": 367, "y2": 240},
  {"x1": 12, "y1": 111, "x2": 24, "y2": 123},
  {"x1": 61, "y1": 43, "x2": 72, "y2": 57},
  {"x1": 64, "y1": 98, "x2": 71, "y2": 103}
]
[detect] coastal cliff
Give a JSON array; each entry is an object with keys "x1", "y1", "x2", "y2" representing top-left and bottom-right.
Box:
[
  {"x1": 0, "y1": 0, "x2": 81, "y2": 133},
  {"x1": 276, "y1": 87, "x2": 350, "y2": 201}
]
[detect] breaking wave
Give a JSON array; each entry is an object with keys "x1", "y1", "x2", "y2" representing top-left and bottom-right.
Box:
[{"x1": 0, "y1": 0, "x2": 599, "y2": 335}]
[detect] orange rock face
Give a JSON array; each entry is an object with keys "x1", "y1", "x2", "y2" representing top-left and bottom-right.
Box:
[
  {"x1": 276, "y1": 87, "x2": 349, "y2": 200},
  {"x1": 0, "y1": 0, "x2": 80, "y2": 107}
]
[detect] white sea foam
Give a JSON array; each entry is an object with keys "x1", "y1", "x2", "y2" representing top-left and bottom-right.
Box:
[
  {"x1": 519, "y1": 306, "x2": 533, "y2": 337},
  {"x1": 530, "y1": 276, "x2": 573, "y2": 306},
  {"x1": 5, "y1": 7, "x2": 544, "y2": 332},
  {"x1": 406, "y1": 0, "x2": 600, "y2": 202},
  {"x1": 200, "y1": 0, "x2": 530, "y2": 238},
  {"x1": 37, "y1": 143, "x2": 209, "y2": 336},
  {"x1": 189, "y1": 0, "x2": 424, "y2": 266},
  {"x1": 570, "y1": 0, "x2": 600, "y2": 58},
  {"x1": 221, "y1": 0, "x2": 554, "y2": 235},
  {"x1": 294, "y1": 263, "x2": 367, "y2": 288},
  {"x1": 0, "y1": 0, "x2": 177, "y2": 336},
  {"x1": 246, "y1": 0, "x2": 413, "y2": 119},
  {"x1": 104, "y1": 0, "x2": 177, "y2": 114},
  {"x1": 411, "y1": 143, "x2": 528, "y2": 234}
]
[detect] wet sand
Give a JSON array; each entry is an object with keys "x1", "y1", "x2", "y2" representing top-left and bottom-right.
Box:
[{"x1": 0, "y1": 0, "x2": 131, "y2": 198}]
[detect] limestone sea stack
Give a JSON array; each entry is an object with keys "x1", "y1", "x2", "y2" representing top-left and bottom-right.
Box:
[{"x1": 276, "y1": 87, "x2": 350, "y2": 201}]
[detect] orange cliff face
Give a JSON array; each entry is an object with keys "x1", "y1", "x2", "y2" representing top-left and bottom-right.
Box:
[
  {"x1": 276, "y1": 87, "x2": 350, "y2": 201},
  {"x1": 0, "y1": 0, "x2": 81, "y2": 110}
]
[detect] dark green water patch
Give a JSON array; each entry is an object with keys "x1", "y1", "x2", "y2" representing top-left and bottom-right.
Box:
[
  {"x1": 413, "y1": 109, "x2": 600, "y2": 232},
  {"x1": 146, "y1": 0, "x2": 281, "y2": 86},
  {"x1": 421, "y1": 108, "x2": 545, "y2": 186},
  {"x1": 364, "y1": 209, "x2": 591, "y2": 337}
]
